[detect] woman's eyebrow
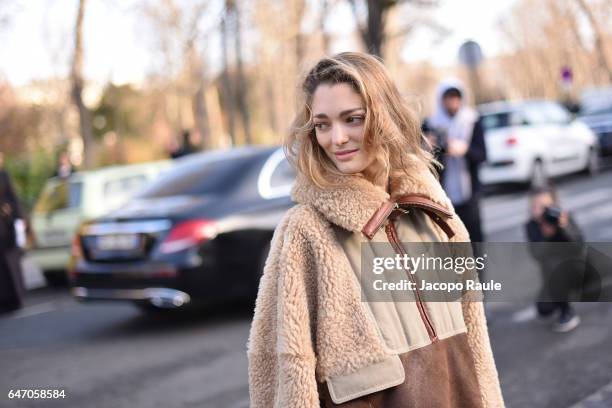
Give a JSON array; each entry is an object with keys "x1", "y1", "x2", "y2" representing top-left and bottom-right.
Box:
[{"x1": 313, "y1": 107, "x2": 365, "y2": 119}]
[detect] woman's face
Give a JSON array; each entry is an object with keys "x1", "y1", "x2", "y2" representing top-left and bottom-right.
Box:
[{"x1": 311, "y1": 83, "x2": 375, "y2": 175}]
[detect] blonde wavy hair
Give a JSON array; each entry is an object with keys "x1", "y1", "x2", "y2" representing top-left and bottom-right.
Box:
[{"x1": 284, "y1": 52, "x2": 437, "y2": 189}]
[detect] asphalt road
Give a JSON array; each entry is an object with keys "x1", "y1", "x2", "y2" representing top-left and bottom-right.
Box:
[{"x1": 2, "y1": 164, "x2": 612, "y2": 408}]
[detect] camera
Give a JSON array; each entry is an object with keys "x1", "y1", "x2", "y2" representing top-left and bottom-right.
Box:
[{"x1": 543, "y1": 206, "x2": 562, "y2": 226}]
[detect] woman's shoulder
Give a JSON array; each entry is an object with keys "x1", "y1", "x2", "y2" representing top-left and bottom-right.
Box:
[
  {"x1": 267, "y1": 204, "x2": 330, "y2": 273},
  {"x1": 279, "y1": 203, "x2": 329, "y2": 236}
]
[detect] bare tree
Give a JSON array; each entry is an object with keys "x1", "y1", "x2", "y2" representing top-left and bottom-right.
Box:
[
  {"x1": 220, "y1": 2, "x2": 237, "y2": 146},
  {"x1": 293, "y1": 0, "x2": 307, "y2": 68},
  {"x1": 71, "y1": 0, "x2": 94, "y2": 168},
  {"x1": 498, "y1": 0, "x2": 609, "y2": 99},
  {"x1": 574, "y1": 0, "x2": 612, "y2": 82},
  {"x1": 233, "y1": 0, "x2": 252, "y2": 144},
  {"x1": 319, "y1": 0, "x2": 332, "y2": 54},
  {"x1": 141, "y1": 0, "x2": 217, "y2": 150},
  {"x1": 0, "y1": 0, "x2": 15, "y2": 30},
  {"x1": 183, "y1": 3, "x2": 211, "y2": 149},
  {"x1": 347, "y1": 0, "x2": 438, "y2": 57}
]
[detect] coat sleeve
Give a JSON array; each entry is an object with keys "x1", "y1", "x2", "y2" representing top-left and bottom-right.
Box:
[
  {"x1": 1, "y1": 170, "x2": 24, "y2": 219},
  {"x1": 246, "y1": 208, "x2": 320, "y2": 408},
  {"x1": 466, "y1": 117, "x2": 487, "y2": 166},
  {"x1": 448, "y1": 215, "x2": 506, "y2": 408}
]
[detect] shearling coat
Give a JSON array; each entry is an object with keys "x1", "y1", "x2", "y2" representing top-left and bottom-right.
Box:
[{"x1": 246, "y1": 154, "x2": 505, "y2": 407}]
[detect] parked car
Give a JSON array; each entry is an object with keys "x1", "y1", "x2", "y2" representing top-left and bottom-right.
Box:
[
  {"x1": 577, "y1": 87, "x2": 612, "y2": 156},
  {"x1": 30, "y1": 160, "x2": 172, "y2": 285},
  {"x1": 69, "y1": 146, "x2": 296, "y2": 311},
  {"x1": 477, "y1": 100, "x2": 599, "y2": 187}
]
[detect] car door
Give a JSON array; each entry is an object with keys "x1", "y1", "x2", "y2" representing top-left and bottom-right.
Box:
[
  {"x1": 518, "y1": 104, "x2": 561, "y2": 175},
  {"x1": 32, "y1": 178, "x2": 84, "y2": 249},
  {"x1": 541, "y1": 102, "x2": 581, "y2": 174}
]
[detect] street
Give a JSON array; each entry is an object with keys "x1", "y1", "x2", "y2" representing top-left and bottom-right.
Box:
[{"x1": 2, "y1": 167, "x2": 612, "y2": 408}]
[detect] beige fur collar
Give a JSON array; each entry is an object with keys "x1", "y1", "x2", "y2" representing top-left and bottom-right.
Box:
[{"x1": 290, "y1": 155, "x2": 454, "y2": 233}]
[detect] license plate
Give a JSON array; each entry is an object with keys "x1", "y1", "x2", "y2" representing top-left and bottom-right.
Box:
[
  {"x1": 44, "y1": 229, "x2": 67, "y2": 241},
  {"x1": 96, "y1": 234, "x2": 140, "y2": 251}
]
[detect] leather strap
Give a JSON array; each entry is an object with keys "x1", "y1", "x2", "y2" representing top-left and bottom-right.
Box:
[
  {"x1": 395, "y1": 194, "x2": 455, "y2": 239},
  {"x1": 362, "y1": 201, "x2": 395, "y2": 240},
  {"x1": 361, "y1": 194, "x2": 455, "y2": 240},
  {"x1": 394, "y1": 194, "x2": 453, "y2": 217}
]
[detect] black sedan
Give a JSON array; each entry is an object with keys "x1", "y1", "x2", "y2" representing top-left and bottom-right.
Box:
[
  {"x1": 68, "y1": 146, "x2": 296, "y2": 311},
  {"x1": 578, "y1": 88, "x2": 612, "y2": 156}
]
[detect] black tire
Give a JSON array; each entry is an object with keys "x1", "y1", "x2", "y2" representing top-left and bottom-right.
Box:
[
  {"x1": 585, "y1": 146, "x2": 600, "y2": 176},
  {"x1": 43, "y1": 270, "x2": 68, "y2": 287},
  {"x1": 133, "y1": 301, "x2": 173, "y2": 314}
]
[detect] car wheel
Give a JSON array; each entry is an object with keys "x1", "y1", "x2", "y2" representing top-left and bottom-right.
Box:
[
  {"x1": 43, "y1": 270, "x2": 68, "y2": 287},
  {"x1": 530, "y1": 160, "x2": 548, "y2": 189},
  {"x1": 133, "y1": 301, "x2": 173, "y2": 314},
  {"x1": 585, "y1": 147, "x2": 600, "y2": 176}
]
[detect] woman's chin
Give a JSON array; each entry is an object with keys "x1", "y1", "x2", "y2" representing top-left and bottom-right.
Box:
[{"x1": 335, "y1": 164, "x2": 365, "y2": 175}]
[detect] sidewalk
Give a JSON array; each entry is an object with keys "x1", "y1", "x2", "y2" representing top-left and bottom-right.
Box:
[
  {"x1": 488, "y1": 302, "x2": 612, "y2": 408},
  {"x1": 569, "y1": 381, "x2": 612, "y2": 408}
]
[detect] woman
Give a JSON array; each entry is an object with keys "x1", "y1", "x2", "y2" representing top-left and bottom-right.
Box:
[
  {"x1": 247, "y1": 52, "x2": 504, "y2": 407},
  {"x1": 0, "y1": 153, "x2": 25, "y2": 313}
]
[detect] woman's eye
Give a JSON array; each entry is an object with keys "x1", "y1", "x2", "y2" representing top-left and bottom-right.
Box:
[
  {"x1": 314, "y1": 123, "x2": 329, "y2": 130},
  {"x1": 347, "y1": 115, "x2": 364, "y2": 124}
]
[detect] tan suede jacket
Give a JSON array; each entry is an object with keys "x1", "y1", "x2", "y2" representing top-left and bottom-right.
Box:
[{"x1": 246, "y1": 155, "x2": 505, "y2": 408}]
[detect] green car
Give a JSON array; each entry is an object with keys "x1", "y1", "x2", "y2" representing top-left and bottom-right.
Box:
[{"x1": 30, "y1": 160, "x2": 173, "y2": 285}]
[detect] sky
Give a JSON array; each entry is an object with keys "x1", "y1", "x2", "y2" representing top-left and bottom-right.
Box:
[{"x1": 0, "y1": 0, "x2": 519, "y2": 88}]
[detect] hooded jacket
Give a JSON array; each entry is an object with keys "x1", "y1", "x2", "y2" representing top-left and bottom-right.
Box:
[
  {"x1": 427, "y1": 78, "x2": 487, "y2": 202},
  {"x1": 246, "y1": 154, "x2": 504, "y2": 407}
]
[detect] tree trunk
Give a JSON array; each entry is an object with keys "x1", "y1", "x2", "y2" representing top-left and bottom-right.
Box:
[
  {"x1": 233, "y1": 1, "x2": 252, "y2": 145},
  {"x1": 294, "y1": 0, "x2": 306, "y2": 68},
  {"x1": 575, "y1": 0, "x2": 612, "y2": 83},
  {"x1": 265, "y1": 78, "x2": 278, "y2": 134},
  {"x1": 71, "y1": 0, "x2": 94, "y2": 168},
  {"x1": 192, "y1": 81, "x2": 210, "y2": 150},
  {"x1": 320, "y1": 0, "x2": 331, "y2": 54},
  {"x1": 349, "y1": 0, "x2": 389, "y2": 57},
  {"x1": 220, "y1": 7, "x2": 236, "y2": 146}
]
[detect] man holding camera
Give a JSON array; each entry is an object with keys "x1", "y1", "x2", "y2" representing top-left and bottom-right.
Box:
[{"x1": 526, "y1": 186, "x2": 584, "y2": 332}]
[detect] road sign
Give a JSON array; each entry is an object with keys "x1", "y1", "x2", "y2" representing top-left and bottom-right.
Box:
[{"x1": 459, "y1": 40, "x2": 483, "y2": 68}]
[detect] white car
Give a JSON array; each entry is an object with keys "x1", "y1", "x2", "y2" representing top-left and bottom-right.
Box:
[
  {"x1": 30, "y1": 160, "x2": 173, "y2": 285},
  {"x1": 478, "y1": 100, "x2": 599, "y2": 187}
]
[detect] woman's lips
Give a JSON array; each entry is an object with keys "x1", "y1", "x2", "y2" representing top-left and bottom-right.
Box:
[{"x1": 334, "y1": 148, "x2": 359, "y2": 161}]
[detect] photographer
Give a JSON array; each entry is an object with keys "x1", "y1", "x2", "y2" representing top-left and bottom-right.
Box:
[{"x1": 525, "y1": 185, "x2": 583, "y2": 332}]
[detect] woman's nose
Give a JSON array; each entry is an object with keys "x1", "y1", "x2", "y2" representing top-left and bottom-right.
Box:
[{"x1": 331, "y1": 125, "x2": 349, "y2": 145}]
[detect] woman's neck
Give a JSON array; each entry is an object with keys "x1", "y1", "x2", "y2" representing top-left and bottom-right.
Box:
[{"x1": 358, "y1": 167, "x2": 390, "y2": 194}]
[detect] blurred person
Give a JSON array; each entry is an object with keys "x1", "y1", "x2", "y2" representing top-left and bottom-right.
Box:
[
  {"x1": 525, "y1": 185, "x2": 583, "y2": 332},
  {"x1": 165, "y1": 137, "x2": 180, "y2": 159},
  {"x1": 170, "y1": 129, "x2": 198, "y2": 159},
  {"x1": 424, "y1": 79, "x2": 487, "y2": 243},
  {"x1": 247, "y1": 53, "x2": 504, "y2": 407},
  {"x1": 53, "y1": 151, "x2": 74, "y2": 179},
  {"x1": 0, "y1": 152, "x2": 25, "y2": 314}
]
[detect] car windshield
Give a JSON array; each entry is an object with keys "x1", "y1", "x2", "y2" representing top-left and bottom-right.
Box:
[
  {"x1": 138, "y1": 154, "x2": 256, "y2": 198},
  {"x1": 34, "y1": 179, "x2": 83, "y2": 214},
  {"x1": 580, "y1": 99, "x2": 612, "y2": 116},
  {"x1": 481, "y1": 111, "x2": 520, "y2": 130}
]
